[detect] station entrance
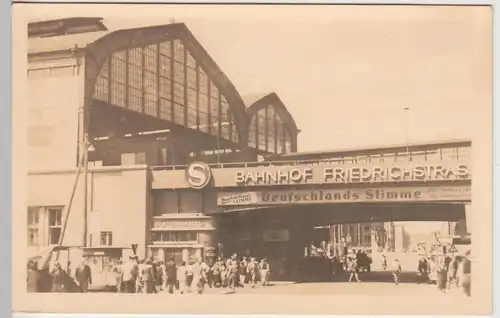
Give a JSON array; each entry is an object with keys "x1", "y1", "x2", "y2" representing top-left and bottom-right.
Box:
[{"x1": 214, "y1": 202, "x2": 468, "y2": 282}]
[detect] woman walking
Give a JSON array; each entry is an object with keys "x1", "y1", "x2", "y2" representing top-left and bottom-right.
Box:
[{"x1": 436, "y1": 259, "x2": 448, "y2": 293}]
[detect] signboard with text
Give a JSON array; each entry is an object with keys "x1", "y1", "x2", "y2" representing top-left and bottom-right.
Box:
[
  {"x1": 152, "y1": 161, "x2": 471, "y2": 189},
  {"x1": 217, "y1": 185, "x2": 471, "y2": 206}
]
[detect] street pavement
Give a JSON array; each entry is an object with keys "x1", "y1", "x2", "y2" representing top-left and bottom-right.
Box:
[{"x1": 225, "y1": 271, "x2": 468, "y2": 297}]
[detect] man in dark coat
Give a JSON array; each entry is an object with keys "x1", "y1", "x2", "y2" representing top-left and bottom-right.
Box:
[
  {"x1": 74, "y1": 258, "x2": 92, "y2": 292},
  {"x1": 164, "y1": 257, "x2": 177, "y2": 294}
]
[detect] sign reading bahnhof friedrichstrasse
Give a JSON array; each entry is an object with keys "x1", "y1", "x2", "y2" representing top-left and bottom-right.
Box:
[{"x1": 217, "y1": 185, "x2": 471, "y2": 206}]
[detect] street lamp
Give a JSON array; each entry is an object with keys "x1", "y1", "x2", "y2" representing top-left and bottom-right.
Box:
[
  {"x1": 82, "y1": 133, "x2": 95, "y2": 247},
  {"x1": 403, "y1": 107, "x2": 410, "y2": 155}
]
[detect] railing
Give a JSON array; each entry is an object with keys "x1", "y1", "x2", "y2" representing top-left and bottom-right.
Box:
[{"x1": 150, "y1": 148, "x2": 468, "y2": 171}]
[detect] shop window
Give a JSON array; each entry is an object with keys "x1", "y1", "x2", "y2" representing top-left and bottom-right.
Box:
[
  {"x1": 164, "y1": 248, "x2": 183, "y2": 265},
  {"x1": 27, "y1": 207, "x2": 40, "y2": 246},
  {"x1": 48, "y1": 207, "x2": 63, "y2": 245},
  {"x1": 100, "y1": 231, "x2": 113, "y2": 246},
  {"x1": 152, "y1": 231, "x2": 197, "y2": 243}
]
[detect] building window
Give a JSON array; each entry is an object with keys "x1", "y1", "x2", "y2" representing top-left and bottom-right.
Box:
[
  {"x1": 27, "y1": 207, "x2": 40, "y2": 246},
  {"x1": 100, "y1": 231, "x2": 113, "y2": 246},
  {"x1": 164, "y1": 248, "x2": 183, "y2": 265},
  {"x1": 48, "y1": 207, "x2": 63, "y2": 245},
  {"x1": 151, "y1": 231, "x2": 197, "y2": 243}
]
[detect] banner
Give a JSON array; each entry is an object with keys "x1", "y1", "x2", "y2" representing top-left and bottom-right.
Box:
[{"x1": 217, "y1": 185, "x2": 471, "y2": 206}]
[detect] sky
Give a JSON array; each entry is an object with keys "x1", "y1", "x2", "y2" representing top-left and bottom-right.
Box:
[
  {"x1": 22, "y1": 4, "x2": 492, "y2": 152},
  {"x1": 20, "y1": 4, "x2": 490, "y2": 234}
]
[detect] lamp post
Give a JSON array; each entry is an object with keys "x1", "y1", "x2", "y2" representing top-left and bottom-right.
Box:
[
  {"x1": 404, "y1": 107, "x2": 410, "y2": 154},
  {"x1": 82, "y1": 133, "x2": 95, "y2": 247}
]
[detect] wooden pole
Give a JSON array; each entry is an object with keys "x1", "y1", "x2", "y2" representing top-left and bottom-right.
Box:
[{"x1": 56, "y1": 151, "x2": 84, "y2": 260}]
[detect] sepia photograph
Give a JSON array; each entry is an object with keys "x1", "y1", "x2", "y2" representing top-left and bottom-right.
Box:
[{"x1": 12, "y1": 3, "x2": 493, "y2": 315}]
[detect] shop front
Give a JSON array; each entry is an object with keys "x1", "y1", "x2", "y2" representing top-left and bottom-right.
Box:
[{"x1": 148, "y1": 215, "x2": 218, "y2": 264}]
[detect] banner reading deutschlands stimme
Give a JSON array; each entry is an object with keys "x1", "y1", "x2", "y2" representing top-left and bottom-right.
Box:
[{"x1": 217, "y1": 186, "x2": 471, "y2": 206}]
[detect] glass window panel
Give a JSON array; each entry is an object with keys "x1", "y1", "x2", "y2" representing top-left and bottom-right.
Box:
[
  {"x1": 129, "y1": 47, "x2": 142, "y2": 66},
  {"x1": 276, "y1": 122, "x2": 284, "y2": 154},
  {"x1": 220, "y1": 96, "x2": 229, "y2": 122},
  {"x1": 94, "y1": 58, "x2": 109, "y2": 101},
  {"x1": 173, "y1": 39, "x2": 184, "y2": 63},
  {"x1": 159, "y1": 54, "x2": 171, "y2": 78},
  {"x1": 199, "y1": 93, "x2": 209, "y2": 133},
  {"x1": 174, "y1": 82, "x2": 185, "y2": 105},
  {"x1": 231, "y1": 124, "x2": 238, "y2": 143},
  {"x1": 221, "y1": 122, "x2": 230, "y2": 140},
  {"x1": 159, "y1": 41, "x2": 172, "y2": 57},
  {"x1": 258, "y1": 109, "x2": 267, "y2": 151},
  {"x1": 144, "y1": 45, "x2": 157, "y2": 72},
  {"x1": 210, "y1": 81, "x2": 218, "y2": 98},
  {"x1": 174, "y1": 103, "x2": 184, "y2": 125},
  {"x1": 159, "y1": 98, "x2": 172, "y2": 121},
  {"x1": 128, "y1": 87, "x2": 142, "y2": 112},
  {"x1": 186, "y1": 51, "x2": 196, "y2": 68},
  {"x1": 187, "y1": 67, "x2": 196, "y2": 90},
  {"x1": 441, "y1": 148, "x2": 457, "y2": 161},
  {"x1": 110, "y1": 51, "x2": 127, "y2": 108},
  {"x1": 187, "y1": 90, "x2": 197, "y2": 128},
  {"x1": 199, "y1": 68, "x2": 208, "y2": 94},
  {"x1": 284, "y1": 128, "x2": 292, "y2": 153},
  {"x1": 249, "y1": 117, "x2": 257, "y2": 147},
  {"x1": 159, "y1": 75, "x2": 172, "y2": 100},
  {"x1": 457, "y1": 146, "x2": 470, "y2": 161},
  {"x1": 174, "y1": 61, "x2": 184, "y2": 84},
  {"x1": 144, "y1": 71, "x2": 157, "y2": 117},
  {"x1": 210, "y1": 97, "x2": 219, "y2": 135},
  {"x1": 50, "y1": 228, "x2": 61, "y2": 245}
]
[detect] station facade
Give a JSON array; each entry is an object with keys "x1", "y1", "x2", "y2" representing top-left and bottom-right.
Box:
[{"x1": 26, "y1": 18, "x2": 472, "y2": 282}]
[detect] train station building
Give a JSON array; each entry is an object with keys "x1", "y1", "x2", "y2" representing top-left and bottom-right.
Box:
[{"x1": 26, "y1": 18, "x2": 472, "y2": 281}]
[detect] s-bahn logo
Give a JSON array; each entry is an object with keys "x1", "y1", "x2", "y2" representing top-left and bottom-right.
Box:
[{"x1": 185, "y1": 161, "x2": 212, "y2": 189}]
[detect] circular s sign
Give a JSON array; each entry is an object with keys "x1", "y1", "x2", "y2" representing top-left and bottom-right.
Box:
[{"x1": 185, "y1": 161, "x2": 212, "y2": 189}]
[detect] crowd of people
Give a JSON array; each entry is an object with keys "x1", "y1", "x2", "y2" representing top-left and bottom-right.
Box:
[
  {"x1": 114, "y1": 253, "x2": 272, "y2": 294},
  {"x1": 27, "y1": 246, "x2": 273, "y2": 294},
  {"x1": 415, "y1": 250, "x2": 472, "y2": 296}
]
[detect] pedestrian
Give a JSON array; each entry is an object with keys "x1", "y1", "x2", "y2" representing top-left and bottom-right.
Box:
[
  {"x1": 27, "y1": 260, "x2": 40, "y2": 293},
  {"x1": 176, "y1": 261, "x2": 187, "y2": 294},
  {"x1": 417, "y1": 256, "x2": 428, "y2": 284},
  {"x1": 50, "y1": 261, "x2": 68, "y2": 293},
  {"x1": 122, "y1": 256, "x2": 138, "y2": 293},
  {"x1": 347, "y1": 257, "x2": 361, "y2": 283},
  {"x1": 239, "y1": 257, "x2": 248, "y2": 287},
  {"x1": 259, "y1": 258, "x2": 271, "y2": 286},
  {"x1": 185, "y1": 260, "x2": 194, "y2": 293},
  {"x1": 459, "y1": 250, "x2": 471, "y2": 297},
  {"x1": 139, "y1": 258, "x2": 155, "y2": 294},
  {"x1": 165, "y1": 257, "x2": 177, "y2": 294},
  {"x1": 447, "y1": 257, "x2": 459, "y2": 289},
  {"x1": 247, "y1": 257, "x2": 257, "y2": 288},
  {"x1": 428, "y1": 257, "x2": 437, "y2": 284},
  {"x1": 392, "y1": 258, "x2": 402, "y2": 285},
  {"x1": 73, "y1": 257, "x2": 92, "y2": 293},
  {"x1": 436, "y1": 259, "x2": 447, "y2": 293},
  {"x1": 114, "y1": 259, "x2": 123, "y2": 293}
]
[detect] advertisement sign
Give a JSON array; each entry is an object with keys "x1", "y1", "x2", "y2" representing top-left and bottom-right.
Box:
[
  {"x1": 217, "y1": 185, "x2": 471, "y2": 206},
  {"x1": 152, "y1": 218, "x2": 215, "y2": 230}
]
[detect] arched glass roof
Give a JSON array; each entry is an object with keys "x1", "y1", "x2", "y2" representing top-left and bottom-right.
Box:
[{"x1": 244, "y1": 93, "x2": 299, "y2": 154}]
